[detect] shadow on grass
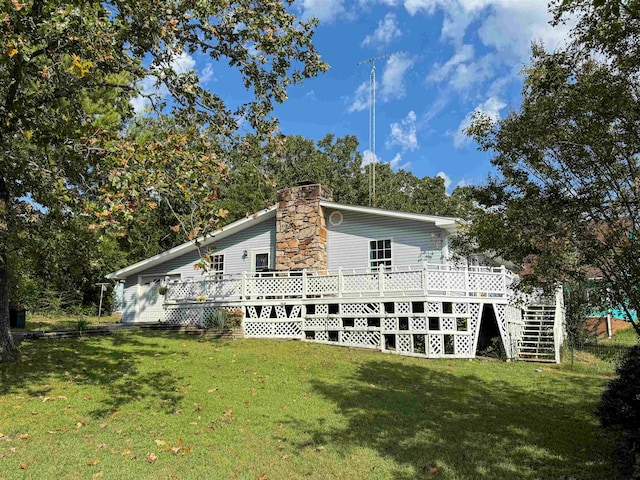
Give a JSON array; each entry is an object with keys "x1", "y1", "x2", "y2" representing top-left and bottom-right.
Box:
[
  {"x1": 0, "y1": 331, "x2": 185, "y2": 418},
  {"x1": 289, "y1": 360, "x2": 618, "y2": 480}
]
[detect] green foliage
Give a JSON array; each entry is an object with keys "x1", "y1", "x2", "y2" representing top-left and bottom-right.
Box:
[
  {"x1": 597, "y1": 345, "x2": 640, "y2": 478},
  {"x1": 455, "y1": 45, "x2": 640, "y2": 326}
]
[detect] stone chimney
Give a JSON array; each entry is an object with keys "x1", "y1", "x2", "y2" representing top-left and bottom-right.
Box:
[{"x1": 275, "y1": 183, "x2": 333, "y2": 271}]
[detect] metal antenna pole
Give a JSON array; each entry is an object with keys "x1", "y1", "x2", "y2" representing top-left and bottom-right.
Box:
[{"x1": 357, "y1": 52, "x2": 403, "y2": 207}]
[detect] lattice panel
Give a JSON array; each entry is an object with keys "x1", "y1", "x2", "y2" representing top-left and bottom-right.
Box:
[
  {"x1": 316, "y1": 304, "x2": 328, "y2": 315},
  {"x1": 384, "y1": 318, "x2": 398, "y2": 331},
  {"x1": 244, "y1": 322, "x2": 271, "y2": 337},
  {"x1": 494, "y1": 304, "x2": 507, "y2": 340},
  {"x1": 341, "y1": 331, "x2": 380, "y2": 347},
  {"x1": 205, "y1": 280, "x2": 241, "y2": 298},
  {"x1": 429, "y1": 335, "x2": 444, "y2": 356},
  {"x1": 275, "y1": 305, "x2": 287, "y2": 318},
  {"x1": 396, "y1": 302, "x2": 411, "y2": 314},
  {"x1": 342, "y1": 273, "x2": 378, "y2": 293},
  {"x1": 340, "y1": 303, "x2": 380, "y2": 315},
  {"x1": 260, "y1": 305, "x2": 272, "y2": 318},
  {"x1": 246, "y1": 306, "x2": 258, "y2": 319},
  {"x1": 469, "y1": 273, "x2": 504, "y2": 294},
  {"x1": 455, "y1": 335, "x2": 473, "y2": 355},
  {"x1": 441, "y1": 318, "x2": 456, "y2": 331},
  {"x1": 397, "y1": 334, "x2": 412, "y2": 353},
  {"x1": 454, "y1": 303, "x2": 468, "y2": 314},
  {"x1": 327, "y1": 318, "x2": 341, "y2": 329},
  {"x1": 307, "y1": 276, "x2": 338, "y2": 295},
  {"x1": 469, "y1": 303, "x2": 481, "y2": 335},
  {"x1": 427, "y1": 271, "x2": 465, "y2": 293},
  {"x1": 290, "y1": 305, "x2": 302, "y2": 318},
  {"x1": 427, "y1": 302, "x2": 442, "y2": 314},
  {"x1": 168, "y1": 282, "x2": 202, "y2": 300},
  {"x1": 411, "y1": 318, "x2": 427, "y2": 331},
  {"x1": 383, "y1": 271, "x2": 422, "y2": 292},
  {"x1": 315, "y1": 331, "x2": 328, "y2": 341},
  {"x1": 355, "y1": 318, "x2": 368, "y2": 328},
  {"x1": 272, "y1": 322, "x2": 302, "y2": 337},
  {"x1": 303, "y1": 318, "x2": 326, "y2": 329}
]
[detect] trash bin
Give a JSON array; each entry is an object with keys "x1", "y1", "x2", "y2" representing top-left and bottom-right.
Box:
[{"x1": 9, "y1": 308, "x2": 26, "y2": 329}]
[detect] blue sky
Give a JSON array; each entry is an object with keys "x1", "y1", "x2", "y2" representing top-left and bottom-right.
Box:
[{"x1": 133, "y1": 0, "x2": 573, "y2": 193}]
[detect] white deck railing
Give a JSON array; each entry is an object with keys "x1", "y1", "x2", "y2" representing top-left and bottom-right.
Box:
[{"x1": 164, "y1": 263, "x2": 516, "y2": 303}]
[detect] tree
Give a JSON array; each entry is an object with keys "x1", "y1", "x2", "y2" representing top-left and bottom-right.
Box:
[
  {"x1": 0, "y1": 0, "x2": 328, "y2": 362},
  {"x1": 455, "y1": 1, "x2": 640, "y2": 333}
]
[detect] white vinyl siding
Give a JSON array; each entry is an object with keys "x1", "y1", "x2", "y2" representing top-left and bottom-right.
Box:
[
  {"x1": 326, "y1": 208, "x2": 447, "y2": 270},
  {"x1": 120, "y1": 218, "x2": 275, "y2": 322}
]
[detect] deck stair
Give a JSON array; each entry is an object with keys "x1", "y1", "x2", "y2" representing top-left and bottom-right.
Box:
[{"x1": 518, "y1": 305, "x2": 557, "y2": 362}]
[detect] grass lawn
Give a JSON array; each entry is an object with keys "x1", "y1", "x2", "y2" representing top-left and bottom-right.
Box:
[
  {"x1": 0, "y1": 332, "x2": 621, "y2": 479},
  {"x1": 13, "y1": 314, "x2": 122, "y2": 333}
]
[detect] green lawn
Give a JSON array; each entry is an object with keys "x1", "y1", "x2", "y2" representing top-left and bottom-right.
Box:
[
  {"x1": 12, "y1": 314, "x2": 121, "y2": 332},
  {"x1": 0, "y1": 333, "x2": 620, "y2": 479}
]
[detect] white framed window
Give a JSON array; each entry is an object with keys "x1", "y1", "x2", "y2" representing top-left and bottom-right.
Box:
[
  {"x1": 210, "y1": 254, "x2": 224, "y2": 275},
  {"x1": 369, "y1": 239, "x2": 392, "y2": 269},
  {"x1": 252, "y1": 249, "x2": 271, "y2": 272}
]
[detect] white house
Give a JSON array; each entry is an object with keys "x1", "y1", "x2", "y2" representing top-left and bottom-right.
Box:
[{"x1": 108, "y1": 183, "x2": 564, "y2": 362}]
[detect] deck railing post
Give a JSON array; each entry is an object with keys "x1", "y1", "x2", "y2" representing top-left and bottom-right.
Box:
[
  {"x1": 465, "y1": 267, "x2": 470, "y2": 297},
  {"x1": 338, "y1": 267, "x2": 343, "y2": 298},
  {"x1": 378, "y1": 266, "x2": 384, "y2": 296},
  {"x1": 302, "y1": 269, "x2": 308, "y2": 299},
  {"x1": 501, "y1": 265, "x2": 507, "y2": 297},
  {"x1": 241, "y1": 271, "x2": 247, "y2": 300},
  {"x1": 201, "y1": 277, "x2": 206, "y2": 298},
  {"x1": 422, "y1": 262, "x2": 428, "y2": 296}
]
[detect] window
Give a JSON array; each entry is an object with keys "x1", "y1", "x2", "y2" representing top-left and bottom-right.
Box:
[
  {"x1": 254, "y1": 251, "x2": 270, "y2": 272},
  {"x1": 369, "y1": 239, "x2": 392, "y2": 269},
  {"x1": 210, "y1": 254, "x2": 224, "y2": 275}
]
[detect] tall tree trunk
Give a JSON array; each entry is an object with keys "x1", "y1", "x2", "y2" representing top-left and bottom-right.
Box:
[{"x1": 0, "y1": 176, "x2": 20, "y2": 363}]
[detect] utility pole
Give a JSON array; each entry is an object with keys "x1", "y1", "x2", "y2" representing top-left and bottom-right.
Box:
[
  {"x1": 95, "y1": 283, "x2": 110, "y2": 319},
  {"x1": 358, "y1": 52, "x2": 402, "y2": 207}
]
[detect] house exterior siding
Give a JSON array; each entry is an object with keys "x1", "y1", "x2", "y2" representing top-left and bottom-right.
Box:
[
  {"x1": 325, "y1": 208, "x2": 447, "y2": 270},
  {"x1": 121, "y1": 219, "x2": 276, "y2": 322}
]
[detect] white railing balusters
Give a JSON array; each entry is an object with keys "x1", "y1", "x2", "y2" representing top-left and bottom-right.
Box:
[{"x1": 163, "y1": 263, "x2": 514, "y2": 303}]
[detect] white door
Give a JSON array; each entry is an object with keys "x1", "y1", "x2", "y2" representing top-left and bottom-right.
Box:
[{"x1": 137, "y1": 275, "x2": 175, "y2": 322}]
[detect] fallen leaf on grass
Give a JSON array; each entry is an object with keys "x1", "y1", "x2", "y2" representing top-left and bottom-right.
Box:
[
  {"x1": 316, "y1": 446, "x2": 325, "y2": 452},
  {"x1": 96, "y1": 444, "x2": 107, "y2": 449},
  {"x1": 147, "y1": 452, "x2": 158, "y2": 463},
  {"x1": 19, "y1": 434, "x2": 28, "y2": 439},
  {"x1": 154, "y1": 440, "x2": 165, "y2": 446},
  {"x1": 429, "y1": 466, "x2": 441, "y2": 475},
  {"x1": 93, "y1": 471, "x2": 104, "y2": 478},
  {"x1": 258, "y1": 475, "x2": 267, "y2": 480},
  {"x1": 99, "y1": 423, "x2": 107, "y2": 429},
  {"x1": 223, "y1": 409, "x2": 233, "y2": 416},
  {"x1": 19, "y1": 463, "x2": 27, "y2": 470},
  {"x1": 207, "y1": 388, "x2": 218, "y2": 393},
  {"x1": 83, "y1": 395, "x2": 92, "y2": 401},
  {"x1": 10, "y1": 448, "x2": 17, "y2": 453},
  {"x1": 281, "y1": 454, "x2": 289, "y2": 460},
  {"x1": 86, "y1": 460, "x2": 99, "y2": 466}
]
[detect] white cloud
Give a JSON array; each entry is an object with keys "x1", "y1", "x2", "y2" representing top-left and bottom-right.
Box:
[
  {"x1": 131, "y1": 50, "x2": 195, "y2": 114},
  {"x1": 199, "y1": 63, "x2": 215, "y2": 84},
  {"x1": 427, "y1": 44, "x2": 474, "y2": 83},
  {"x1": 415, "y1": 1, "x2": 574, "y2": 98},
  {"x1": 349, "y1": 52, "x2": 415, "y2": 112},
  {"x1": 361, "y1": 149, "x2": 380, "y2": 167},
  {"x1": 169, "y1": 51, "x2": 196, "y2": 74},
  {"x1": 300, "y1": 0, "x2": 345, "y2": 23},
  {"x1": 379, "y1": 52, "x2": 415, "y2": 101},
  {"x1": 387, "y1": 111, "x2": 418, "y2": 152},
  {"x1": 390, "y1": 153, "x2": 411, "y2": 170},
  {"x1": 348, "y1": 81, "x2": 370, "y2": 113},
  {"x1": 453, "y1": 95, "x2": 505, "y2": 148},
  {"x1": 362, "y1": 13, "x2": 402, "y2": 48},
  {"x1": 436, "y1": 171, "x2": 452, "y2": 190}
]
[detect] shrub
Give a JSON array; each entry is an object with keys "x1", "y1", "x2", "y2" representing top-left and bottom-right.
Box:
[
  {"x1": 597, "y1": 344, "x2": 640, "y2": 478},
  {"x1": 204, "y1": 310, "x2": 229, "y2": 330}
]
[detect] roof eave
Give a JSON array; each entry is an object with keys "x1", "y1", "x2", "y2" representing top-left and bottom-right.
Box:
[{"x1": 106, "y1": 206, "x2": 277, "y2": 280}]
